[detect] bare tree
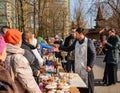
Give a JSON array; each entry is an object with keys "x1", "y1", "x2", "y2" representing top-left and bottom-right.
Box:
[
  {"x1": 15, "y1": 0, "x2": 32, "y2": 32},
  {"x1": 14, "y1": 0, "x2": 69, "y2": 38},
  {"x1": 88, "y1": 0, "x2": 120, "y2": 32},
  {"x1": 18, "y1": 0, "x2": 25, "y2": 32},
  {"x1": 107, "y1": 0, "x2": 120, "y2": 30},
  {"x1": 71, "y1": 0, "x2": 87, "y2": 28},
  {"x1": 37, "y1": 0, "x2": 69, "y2": 38},
  {"x1": 37, "y1": 0, "x2": 47, "y2": 37}
]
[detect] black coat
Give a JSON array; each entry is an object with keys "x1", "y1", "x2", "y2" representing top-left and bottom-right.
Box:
[
  {"x1": 64, "y1": 35, "x2": 73, "y2": 47},
  {"x1": 21, "y1": 41, "x2": 40, "y2": 77},
  {"x1": 63, "y1": 35, "x2": 76, "y2": 60}
]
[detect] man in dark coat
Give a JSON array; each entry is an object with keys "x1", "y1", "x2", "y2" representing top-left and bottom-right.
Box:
[
  {"x1": 21, "y1": 31, "x2": 40, "y2": 84},
  {"x1": 102, "y1": 28, "x2": 119, "y2": 86},
  {"x1": 63, "y1": 27, "x2": 76, "y2": 72}
]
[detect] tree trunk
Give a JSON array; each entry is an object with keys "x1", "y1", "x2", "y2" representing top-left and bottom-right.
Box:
[
  {"x1": 19, "y1": 0, "x2": 25, "y2": 32},
  {"x1": 38, "y1": 0, "x2": 41, "y2": 37}
]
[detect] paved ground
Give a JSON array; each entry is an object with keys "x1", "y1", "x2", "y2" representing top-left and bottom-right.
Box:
[{"x1": 94, "y1": 55, "x2": 120, "y2": 93}]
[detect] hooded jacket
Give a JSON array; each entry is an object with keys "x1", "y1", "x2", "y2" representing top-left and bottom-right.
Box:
[{"x1": 5, "y1": 43, "x2": 41, "y2": 93}]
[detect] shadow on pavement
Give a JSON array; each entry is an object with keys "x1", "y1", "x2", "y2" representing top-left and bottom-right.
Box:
[
  {"x1": 117, "y1": 81, "x2": 120, "y2": 83},
  {"x1": 94, "y1": 79, "x2": 104, "y2": 86}
]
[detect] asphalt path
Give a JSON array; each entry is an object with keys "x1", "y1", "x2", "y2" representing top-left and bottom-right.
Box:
[{"x1": 94, "y1": 55, "x2": 120, "y2": 93}]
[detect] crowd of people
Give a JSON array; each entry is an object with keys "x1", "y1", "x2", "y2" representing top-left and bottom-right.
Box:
[
  {"x1": 0, "y1": 25, "x2": 119, "y2": 93},
  {"x1": 0, "y1": 26, "x2": 65, "y2": 93}
]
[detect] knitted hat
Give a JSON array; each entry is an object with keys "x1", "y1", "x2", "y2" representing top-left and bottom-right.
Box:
[
  {"x1": 0, "y1": 34, "x2": 6, "y2": 54},
  {"x1": 37, "y1": 36, "x2": 43, "y2": 42},
  {"x1": 4, "y1": 29, "x2": 22, "y2": 45}
]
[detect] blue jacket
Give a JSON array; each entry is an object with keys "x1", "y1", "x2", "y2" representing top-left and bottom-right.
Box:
[{"x1": 37, "y1": 42, "x2": 53, "y2": 54}]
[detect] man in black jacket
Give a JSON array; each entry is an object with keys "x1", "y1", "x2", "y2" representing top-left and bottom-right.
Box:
[
  {"x1": 63, "y1": 27, "x2": 76, "y2": 72},
  {"x1": 21, "y1": 31, "x2": 40, "y2": 84}
]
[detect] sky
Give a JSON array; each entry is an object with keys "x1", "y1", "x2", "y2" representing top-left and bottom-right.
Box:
[{"x1": 70, "y1": 0, "x2": 96, "y2": 28}]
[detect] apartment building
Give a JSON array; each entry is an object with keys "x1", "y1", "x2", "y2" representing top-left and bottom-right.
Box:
[{"x1": 0, "y1": 0, "x2": 16, "y2": 28}]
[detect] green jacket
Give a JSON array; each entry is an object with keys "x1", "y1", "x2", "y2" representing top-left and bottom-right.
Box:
[{"x1": 104, "y1": 35, "x2": 120, "y2": 64}]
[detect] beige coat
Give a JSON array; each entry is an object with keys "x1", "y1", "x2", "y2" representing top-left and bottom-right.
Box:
[{"x1": 5, "y1": 43, "x2": 41, "y2": 93}]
